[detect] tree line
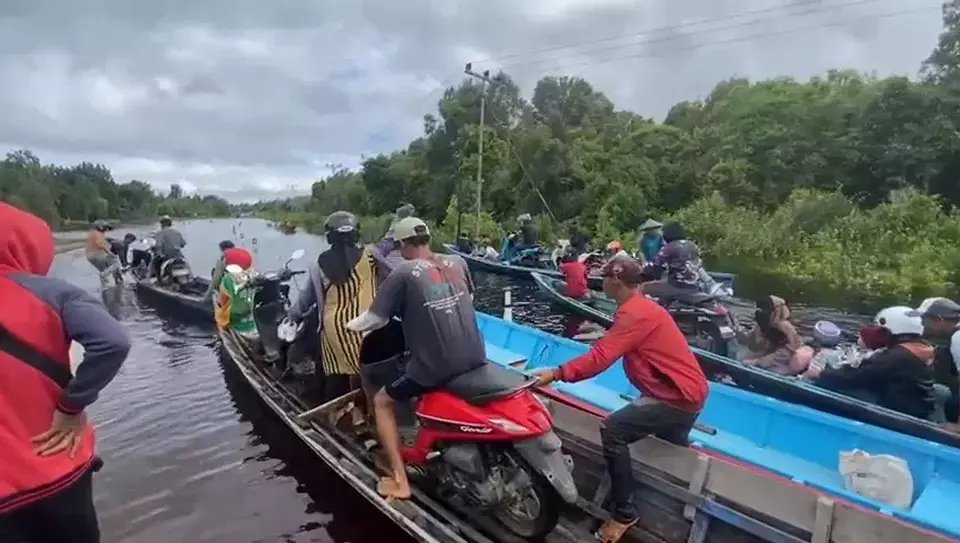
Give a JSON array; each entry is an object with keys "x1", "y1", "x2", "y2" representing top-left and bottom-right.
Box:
[
  {"x1": 0, "y1": 149, "x2": 235, "y2": 229},
  {"x1": 258, "y1": 1, "x2": 960, "y2": 304}
]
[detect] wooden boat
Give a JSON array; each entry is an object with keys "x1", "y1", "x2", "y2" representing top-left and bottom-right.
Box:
[
  {"x1": 444, "y1": 244, "x2": 736, "y2": 291},
  {"x1": 133, "y1": 277, "x2": 213, "y2": 322},
  {"x1": 530, "y1": 271, "x2": 960, "y2": 450},
  {"x1": 477, "y1": 312, "x2": 960, "y2": 542}
]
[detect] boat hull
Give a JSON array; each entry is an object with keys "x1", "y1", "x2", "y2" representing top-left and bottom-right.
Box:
[
  {"x1": 444, "y1": 244, "x2": 736, "y2": 291},
  {"x1": 476, "y1": 310, "x2": 960, "y2": 541}
]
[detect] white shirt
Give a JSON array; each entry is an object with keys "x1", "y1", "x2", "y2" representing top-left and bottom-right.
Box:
[{"x1": 950, "y1": 329, "x2": 960, "y2": 373}]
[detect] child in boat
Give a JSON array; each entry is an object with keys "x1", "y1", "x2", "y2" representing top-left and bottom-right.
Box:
[
  {"x1": 213, "y1": 247, "x2": 257, "y2": 337},
  {"x1": 741, "y1": 295, "x2": 812, "y2": 376},
  {"x1": 558, "y1": 246, "x2": 589, "y2": 300}
]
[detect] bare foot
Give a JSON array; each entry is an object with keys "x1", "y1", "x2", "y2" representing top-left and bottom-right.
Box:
[
  {"x1": 377, "y1": 477, "x2": 411, "y2": 500},
  {"x1": 595, "y1": 517, "x2": 639, "y2": 543}
]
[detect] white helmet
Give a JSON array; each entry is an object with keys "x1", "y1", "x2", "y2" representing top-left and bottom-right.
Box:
[{"x1": 874, "y1": 306, "x2": 924, "y2": 336}]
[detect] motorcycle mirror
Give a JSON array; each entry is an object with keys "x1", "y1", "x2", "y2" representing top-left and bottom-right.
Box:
[
  {"x1": 225, "y1": 264, "x2": 243, "y2": 274},
  {"x1": 290, "y1": 249, "x2": 305, "y2": 260}
]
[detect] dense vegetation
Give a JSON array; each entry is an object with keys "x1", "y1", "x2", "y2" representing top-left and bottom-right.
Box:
[
  {"x1": 259, "y1": 1, "x2": 960, "y2": 304},
  {"x1": 0, "y1": 149, "x2": 235, "y2": 229}
]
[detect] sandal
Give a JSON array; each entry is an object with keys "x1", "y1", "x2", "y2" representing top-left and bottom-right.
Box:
[{"x1": 595, "y1": 517, "x2": 639, "y2": 543}]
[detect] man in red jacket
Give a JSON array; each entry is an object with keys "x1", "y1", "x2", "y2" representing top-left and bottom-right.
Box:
[
  {"x1": 536, "y1": 257, "x2": 709, "y2": 542},
  {"x1": 0, "y1": 202, "x2": 131, "y2": 543}
]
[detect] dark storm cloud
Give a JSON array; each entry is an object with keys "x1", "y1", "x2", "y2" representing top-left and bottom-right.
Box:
[{"x1": 0, "y1": 0, "x2": 943, "y2": 201}]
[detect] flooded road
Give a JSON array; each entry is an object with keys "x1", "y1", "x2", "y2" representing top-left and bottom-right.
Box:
[{"x1": 53, "y1": 218, "x2": 868, "y2": 542}]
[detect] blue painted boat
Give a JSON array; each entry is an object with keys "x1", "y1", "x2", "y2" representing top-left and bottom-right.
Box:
[
  {"x1": 475, "y1": 311, "x2": 960, "y2": 541},
  {"x1": 530, "y1": 271, "x2": 960, "y2": 451},
  {"x1": 445, "y1": 244, "x2": 736, "y2": 291}
]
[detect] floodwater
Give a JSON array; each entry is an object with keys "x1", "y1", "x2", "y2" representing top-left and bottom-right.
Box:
[{"x1": 52, "y1": 218, "x2": 868, "y2": 543}]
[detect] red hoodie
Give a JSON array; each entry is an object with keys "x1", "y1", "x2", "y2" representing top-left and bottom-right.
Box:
[
  {"x1": 559, "y1": 260, "x2": 588, "y2": 299},
  {"x1": 558, "y1": 292, "x2": 709, "y2": 412},
  {"x1": 0, "y1": 202, "x2": 130, "y2": 513}
]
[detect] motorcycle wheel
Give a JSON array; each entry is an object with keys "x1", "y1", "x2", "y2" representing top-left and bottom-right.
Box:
[{"x1": 491, "y1": 454, "x2": 562, "y2": 539}]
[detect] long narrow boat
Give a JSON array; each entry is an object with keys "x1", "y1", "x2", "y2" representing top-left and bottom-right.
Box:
[
  {"x1": 444, "y1": 243, "x2": 736, "y2": 291},
  {"x1": 531, "y1": 271, "x2": 960, "y2": 450},
  {"x1": 477, "y1": 311, "x2": 960, "y2": 542},
  {"x1": 134, "y1": 277, "x2": 213, "y2": 321}
]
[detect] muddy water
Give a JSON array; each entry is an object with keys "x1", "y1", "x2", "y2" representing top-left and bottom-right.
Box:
[{"x1": 53, "y1": 218, "x2": 867, "y2": 543}]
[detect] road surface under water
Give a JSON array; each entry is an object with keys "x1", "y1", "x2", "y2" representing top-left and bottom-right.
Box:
[{"x1": 53, "y1": 218, "x2": 867, "y2": 543}]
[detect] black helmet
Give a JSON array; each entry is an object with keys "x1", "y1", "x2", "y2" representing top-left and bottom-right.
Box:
[
  {"x1": 661, "y1": 222, "x2": 686, "y2": 243},
  {"x1": 218, "y1": 240, "x2": 235, "y2": 251},
  {"x1": 123, "y1": 233, "x2": 137, "y2": 244},
  {"x1": 324, "y1": 211, "x2": 360, "y2": 245}
]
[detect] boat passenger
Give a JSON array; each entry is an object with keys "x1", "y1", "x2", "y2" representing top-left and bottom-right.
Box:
[
  {"x1": 640, "y1": 222, "x2": 718, "y2": 301},
  {"x1": 636, "y1": 218, "x2": 664, "y2": 263},
  {"x1": 517, "y1": 213, "x2": 539, "y2": 248},
  {"x1": 289, "y1": 211, "x2": 380, "y2": 405},
  {"x1": 0, "y1": 201, "x2": 131, "y2": 543},
  {"x1": 605, "y1": 240, "x2": 630, "y2": 260},
  {"x1": 85, "y1": 220, "x2": 122, "y2": 287},
  {"x1": 568, "y1": 222, "x2": 590, "y2": 255},
  {"x1": 811, "y1": 306, "x2": 936, "y2": 420},
  {"x1": 534, "y1": 257, "x2": 709, "y2": 543},
  {"x1": 202, "y1": 240, "x2": 239, "y2": 303},
  {"x1": 375, "y1": 203, "x2": 416, "y2": 258},
  {"x1": 126, "y1": 235, "x2": 153, "y2": 277},
  {"x1": 151, "y1": 215, "x2": 186, "y2": 281},
  {"x1": 741, "y1": 295, "x2": 812, "y2": 376},
  {"x1": 559, "y1": 246, "x2": 589, "y2": 300},
  {"x1": 801, "y1": 320, "x2": 845, "y2": 378},
  {"x1": 912, "y1": 298, "x2": 960, "y2": 423},
  {"x1": 347, "y1": 217, "x2": 484, "y2": 501},
  {"x1": 474, "y1": 237, "x2": 499, "y2": 261},
  {"x1": 213, "y1": 247, "x2": 257, "y2": 336}
]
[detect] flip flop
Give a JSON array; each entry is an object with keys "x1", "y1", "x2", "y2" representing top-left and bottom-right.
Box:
[
  {"x1": 595, "y1": 517, "x2": 639, "y2": 543},
  {"x1": 377, "y1": 477, "x2": 411, "y2": 501}
]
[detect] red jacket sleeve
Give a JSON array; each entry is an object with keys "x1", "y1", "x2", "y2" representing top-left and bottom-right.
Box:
[{"x1": 558, "y1": 312, "x2": 644, "y2": 383}]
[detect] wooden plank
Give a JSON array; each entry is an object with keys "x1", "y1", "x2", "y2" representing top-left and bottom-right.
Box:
[
  {"x1": 811, "y1": 497, "x2": 835, "y2": 543},
  {"x1": 547, "y1": 398, "x2": 956, "y2": 543}
]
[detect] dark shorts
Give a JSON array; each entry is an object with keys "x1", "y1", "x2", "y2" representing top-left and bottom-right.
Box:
[{"x1": 384, "y1": 374, "x2": 431, "y2": 402}]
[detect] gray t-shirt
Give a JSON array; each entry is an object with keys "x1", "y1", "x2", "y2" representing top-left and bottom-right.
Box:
[
  {"x1": 154, "y1": 227, "x2": 186, "y2": 259},
  {"x1": 369, "y1": 254, "x2": 485, "y2": 386}
]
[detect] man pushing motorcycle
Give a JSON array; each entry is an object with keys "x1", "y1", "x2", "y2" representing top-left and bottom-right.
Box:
[
  {"x1": 346, "y1": 217, "x2": 485, "y2": 500},
  {"x1": 535, "y1": 257, "x2": 709, "y2": 542}
]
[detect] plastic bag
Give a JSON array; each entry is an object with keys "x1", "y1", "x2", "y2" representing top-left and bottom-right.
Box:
[{"x1": 838, "y1": 449, "x2": 914, "y2": 508}]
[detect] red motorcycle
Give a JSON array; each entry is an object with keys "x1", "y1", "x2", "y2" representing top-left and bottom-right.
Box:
[{"x1": 360, "y1": 323, "x2": 579, "y2": 540}]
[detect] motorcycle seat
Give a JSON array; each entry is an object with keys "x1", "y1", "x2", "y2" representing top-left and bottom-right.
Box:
[
  {"x1": 444, "y1": 363, "x2": 530, "y2": 406},
  {"x1": 671, "y1": 292, "x2": 719, "y2": 306}
]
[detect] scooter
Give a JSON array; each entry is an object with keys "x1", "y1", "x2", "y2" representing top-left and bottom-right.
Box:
[
  {"x1": 158, "y1": 257, "x2": 193, "y2": 288},
  {"x1": 661, "y1": 291, "x2": 739, "y2": 357},
  {"x1": 359, "y1": 322, "x2": 578, "y2": 540},
  {"x1": 232, "y1": 249, "x2": 308, "y2": 374}
]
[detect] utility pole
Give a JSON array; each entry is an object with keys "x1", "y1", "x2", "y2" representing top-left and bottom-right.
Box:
[{"x1": 464, "y1": 63, "x2": 491, "y2": 241}]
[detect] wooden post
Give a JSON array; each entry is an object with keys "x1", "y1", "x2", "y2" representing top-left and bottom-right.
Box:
[{"x1": 503, "y1": 287, "x2": 513, "y2": 322}]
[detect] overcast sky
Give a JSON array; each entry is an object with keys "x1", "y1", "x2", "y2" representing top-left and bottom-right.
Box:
[{"x1": 0, "y1": 0, "x2": 944, "y2": 202}]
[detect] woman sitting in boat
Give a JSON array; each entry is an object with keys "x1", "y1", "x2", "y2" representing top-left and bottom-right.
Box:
[
  {"x1": 214, "y1": 247, "x2": 257, "y2": 340},
  {"x1": 473, "y1": 237, "x2": 499, "y2": 261},
  {"x1": 806, "y1": 306, "x2": 937, "y2": 421},
  {"x1": 740, "y1": 295, "x2": 813, "y2": 376},
  {"x1": 288, "y1": 211, "x2": 380, "y2": 410}
]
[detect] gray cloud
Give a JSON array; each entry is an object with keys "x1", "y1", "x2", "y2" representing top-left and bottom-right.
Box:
[{"x1": 0, "y1": 0, "x2": 944, "y2": 201}]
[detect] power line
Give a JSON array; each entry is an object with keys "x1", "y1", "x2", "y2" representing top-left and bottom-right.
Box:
[
  {"x1": 468, "y1": 0, "x2": 900, "y2": 68},
  {"x1": 497, "y1": 5, "x2": 939, "y2": 76}
]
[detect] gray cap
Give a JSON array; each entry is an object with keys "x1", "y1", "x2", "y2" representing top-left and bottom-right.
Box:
[
  {"x1": 393, "y1": 217, "x2": 430, "y2": 241},
  {"x1": 908, "y1": 297, "x2": 960, "y2": 320}
]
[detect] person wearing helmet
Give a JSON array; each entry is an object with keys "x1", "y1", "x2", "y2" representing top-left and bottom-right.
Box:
[
  {"x1": 151, "y1": 215, "x2": 186, "y2": 281},
  {"x1": 741, "y1": 295, "x2": 811, "y2": 376},
  {"x1": 811, "y1": 306, "x2": 936, "y2": 420},
  {"x1": 84, "y1": 220, "x2": 122, "y2": 287},
  {"x1": 636, "y1": 218, "x2": 664, "y2": 263},
  {"x1": 288, "y1": 211, "x2": 381, "y2": 405},
  {"x1": 640, "y1": 221, "x2": 717, "y2": 302},
  {"x1": 346, "y1": 216, "x2": 485, "y2": 500},
  {"x1": 559, "y1": 244, "x2": 589, "y2": 300}
]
